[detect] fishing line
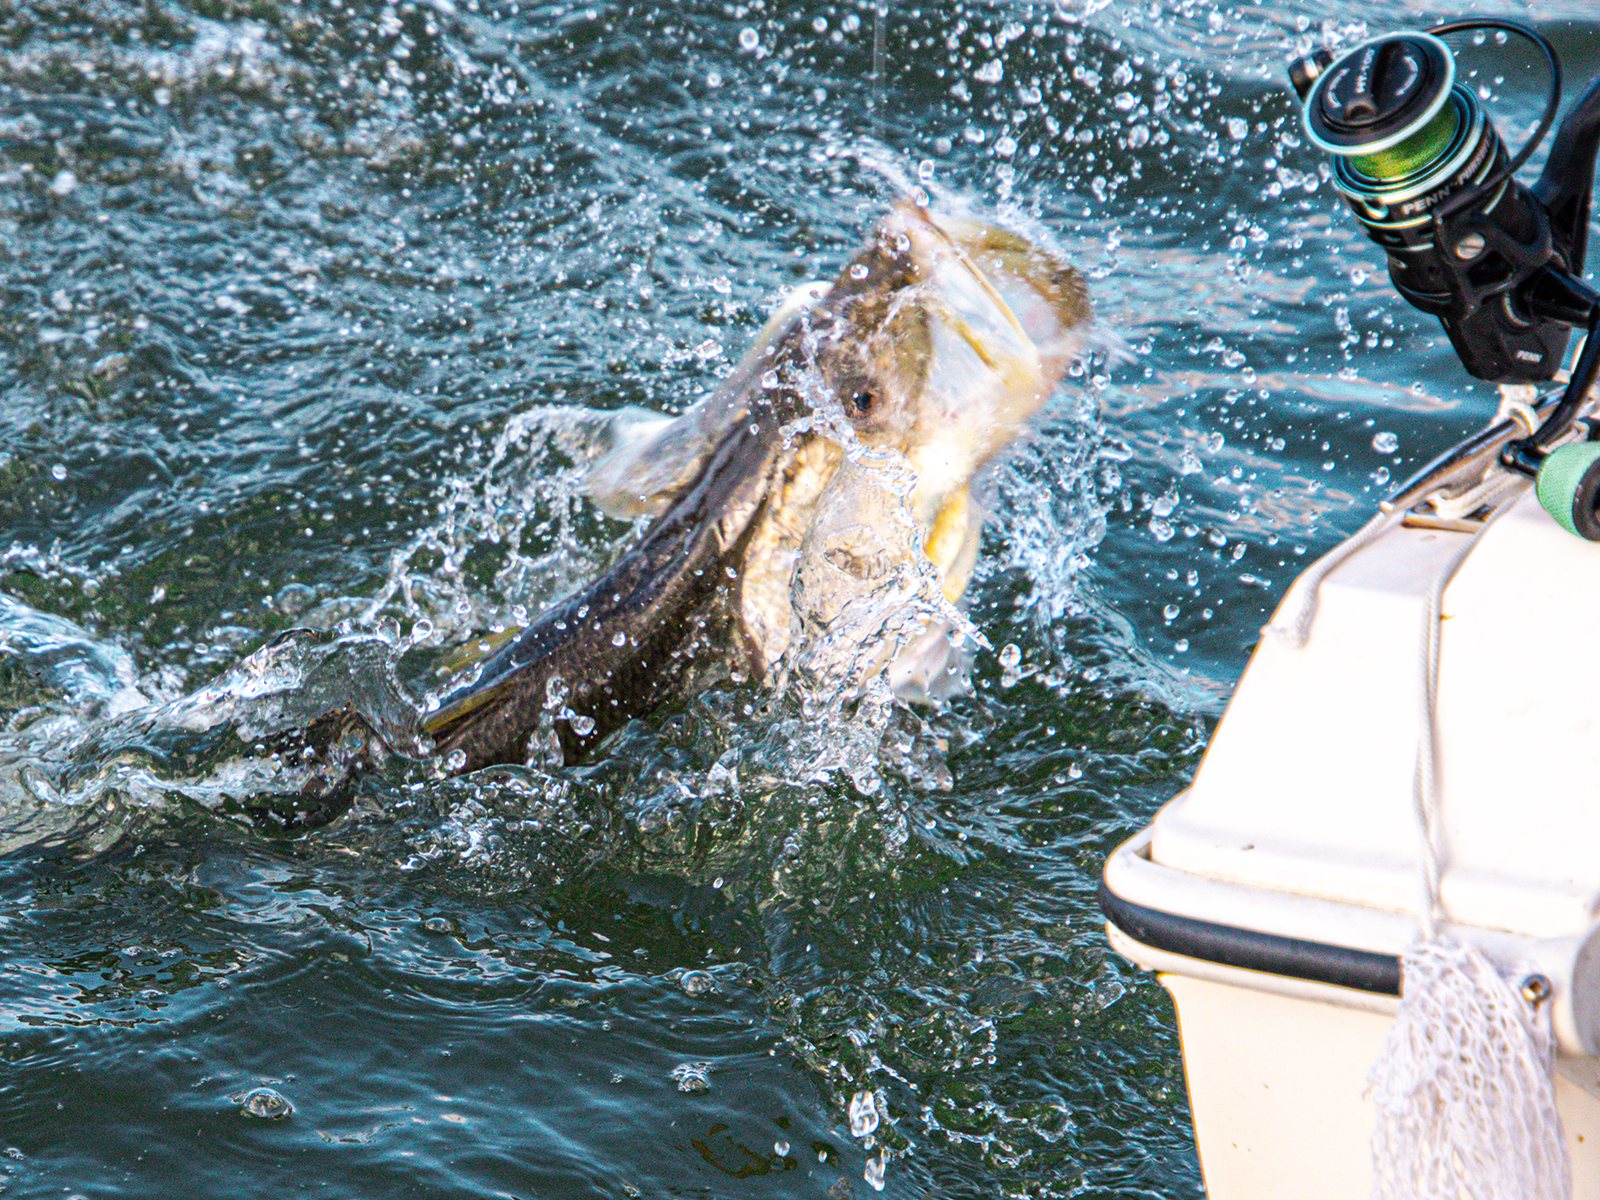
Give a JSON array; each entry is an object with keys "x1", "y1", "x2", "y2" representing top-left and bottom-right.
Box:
[{"x1": 870, "y1": 0, "x2": 889, "y2": 136}]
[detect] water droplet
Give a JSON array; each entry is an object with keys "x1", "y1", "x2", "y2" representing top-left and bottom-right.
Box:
[
  {"x1": 1372, "y1": 431, "x2": 1399, "y2": 454},
  {"x1": 671, "y1": 1062, "x2": 712, "y2": 1093},
  {"x1": 612, "y1": 631, "x2": 628, "y2": 647},
  {"x1": 679, "y1": 970, "x2": 715, "y2": 996},
  {"x1": 50, "y1": 463, "x2": 67, "y2": 481},
  {"x1": 1094, "y1": 976, "x2": 1127, "y2": 1009},
  {"x1": 423, "y1": 915, "x2": 452, "y2": 934},
  {"x1": 234, "y1": 1087, "x2": 293, "y2": 1119},
  {"x1": 738, "y1": 27, "x2": 759, "y2": 50},
  {"x1": 864, "y1": 1154, "x2": 887, "y2": 1191},
  {"x1": 49, "y1": 170, "x2": 77, "y2": 196},
  {"x1": 848, "y1": 1090, "x2": 879, "y2": 1138}
]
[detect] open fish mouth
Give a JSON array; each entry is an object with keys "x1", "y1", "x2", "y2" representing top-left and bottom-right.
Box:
[{"x1": 423, "y1": 201, "x2": 1092, "y2": 771}]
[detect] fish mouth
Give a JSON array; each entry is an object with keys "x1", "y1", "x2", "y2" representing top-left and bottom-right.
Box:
[{"x1": 893, "y1": 204, "x2": 1090, "y2": 381}]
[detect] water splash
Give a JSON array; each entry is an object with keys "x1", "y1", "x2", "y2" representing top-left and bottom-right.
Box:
[{"x1": 0, "y1": 628, "x2": 425, "y2": 852}]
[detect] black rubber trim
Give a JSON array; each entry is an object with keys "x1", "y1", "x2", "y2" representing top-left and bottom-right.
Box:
[{"x1": 1099, "y1": 875, "x2": 1402, "y2": 996}]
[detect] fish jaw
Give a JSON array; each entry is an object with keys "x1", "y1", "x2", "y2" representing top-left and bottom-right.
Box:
[{"x1": 885, "y1": 204, "x2": 1092, "y2": 528}]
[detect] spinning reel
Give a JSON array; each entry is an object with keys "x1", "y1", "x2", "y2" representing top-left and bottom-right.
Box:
[{"x1": 1288, "y1": 22, "x2": 1600, "y2": 538}]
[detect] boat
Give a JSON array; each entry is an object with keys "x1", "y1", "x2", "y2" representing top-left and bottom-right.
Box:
[
  {"x1": 1101, "y1": 20, "x2": 1600, "y2": 1198},
  {"x1": 1100, "y1": 399, "x2": 1600, "y2": 1195}
]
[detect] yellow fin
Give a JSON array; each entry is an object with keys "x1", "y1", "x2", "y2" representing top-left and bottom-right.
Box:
[
  {"x1": 923, "y1": 487, "x2": 975, "y2": 603},
  {"x1": 422, "y1": 627, "x2": 527, "y2": 736}
]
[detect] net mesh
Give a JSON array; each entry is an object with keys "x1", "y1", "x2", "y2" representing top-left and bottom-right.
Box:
[{"x1": 1368, "y1": 937, "x2": 1569, "y2": 1200}]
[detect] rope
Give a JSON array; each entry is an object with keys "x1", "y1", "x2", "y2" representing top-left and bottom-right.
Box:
[
  {"x1": 1408, "y1": 512, "x2": 1491, "y2": 938},
  {"x1": 1367, "y1": 497, "x2": 1570, "y2": 1200},
  {"x1": 1265, "y1": 507, "x2": 1405, "y2": 649}
]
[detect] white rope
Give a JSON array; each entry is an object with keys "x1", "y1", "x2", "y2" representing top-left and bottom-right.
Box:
[
  {"x1": 1265, "y1": 506, "x2": 1406, "y2": 649},
  {"x1": 1425, "y1": 464, "x2": 1526, "y2": 523},
  {"x1": 1271, "y1": 453, "x2": 1533, "y2": 650}
]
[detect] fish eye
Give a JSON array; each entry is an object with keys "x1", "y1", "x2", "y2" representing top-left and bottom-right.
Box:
[{"x1": 845, "y1": 389, "x2": 878, "y2": 420}]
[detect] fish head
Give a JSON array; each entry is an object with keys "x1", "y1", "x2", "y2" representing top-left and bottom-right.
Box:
[
  {"x1": 803, "y1": 203, "x2": 1090, "y2": 524},
  {"x1": 780, "y1": 204, "x2": 1092, "y2": 699}
]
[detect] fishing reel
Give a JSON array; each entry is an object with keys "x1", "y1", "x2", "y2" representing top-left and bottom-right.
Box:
[{"x1": 1288, "y1": 22, "x2": 1600, "y2": 535}]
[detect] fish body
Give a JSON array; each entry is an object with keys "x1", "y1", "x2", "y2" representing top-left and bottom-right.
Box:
[{"x1": 425, "y1": 203, "x2": 1090, "y2": 771}]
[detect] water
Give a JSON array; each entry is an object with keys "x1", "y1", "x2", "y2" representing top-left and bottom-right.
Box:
[{"x1": 2, "y1": 0, "x2": 1597, "y2": 1195}]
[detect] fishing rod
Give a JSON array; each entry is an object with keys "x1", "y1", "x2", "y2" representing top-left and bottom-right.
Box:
[{"x1": 1286, "y1": 21, "x2": 1600, "y2": 537}]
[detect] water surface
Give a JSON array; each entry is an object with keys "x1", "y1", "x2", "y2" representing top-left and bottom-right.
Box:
[{"x1": 3, "y1": 0, "x2": 1598, "y2": 1195}]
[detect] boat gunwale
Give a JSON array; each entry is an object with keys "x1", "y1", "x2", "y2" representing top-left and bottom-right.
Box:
[{"x1": 1098, "y1": 873, "x2": 1403, "y2": 997}]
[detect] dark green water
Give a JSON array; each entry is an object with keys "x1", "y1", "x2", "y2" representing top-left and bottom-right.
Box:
[{"x1": 2, "y1": 0, "x2": 1597, "y2": 1195}]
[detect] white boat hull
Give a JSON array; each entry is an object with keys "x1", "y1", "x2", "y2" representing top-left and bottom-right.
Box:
[{"x1": 1150, "y1": 964, "x2": 1600, "y2": 1199}]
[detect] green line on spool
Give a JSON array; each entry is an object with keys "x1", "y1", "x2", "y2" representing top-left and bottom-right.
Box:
[{"x1": 1349, "y1": 103, "x2": 1461, "y2": 182}]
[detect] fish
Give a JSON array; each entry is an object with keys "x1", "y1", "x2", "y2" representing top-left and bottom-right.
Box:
[{"x1": 422, "y1": 202, "x2": 1091, "y2": 772}]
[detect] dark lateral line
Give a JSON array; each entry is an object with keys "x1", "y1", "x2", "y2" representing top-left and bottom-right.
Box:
[{"x1": 1098, "y1": 875, "x2": 1402, "y2": 997}]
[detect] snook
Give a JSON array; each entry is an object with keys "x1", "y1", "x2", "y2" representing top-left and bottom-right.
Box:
[{"x1": 424, "y1": 203, "x2": 1091, "y2": 770}]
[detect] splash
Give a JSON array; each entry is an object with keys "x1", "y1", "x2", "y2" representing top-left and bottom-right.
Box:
[
  {"x1": 357, "y1": 404, "x2": 626, "y2": 677},
  {"x1": 0, "y1": 624, "x2": 424, "y2": 852}
]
